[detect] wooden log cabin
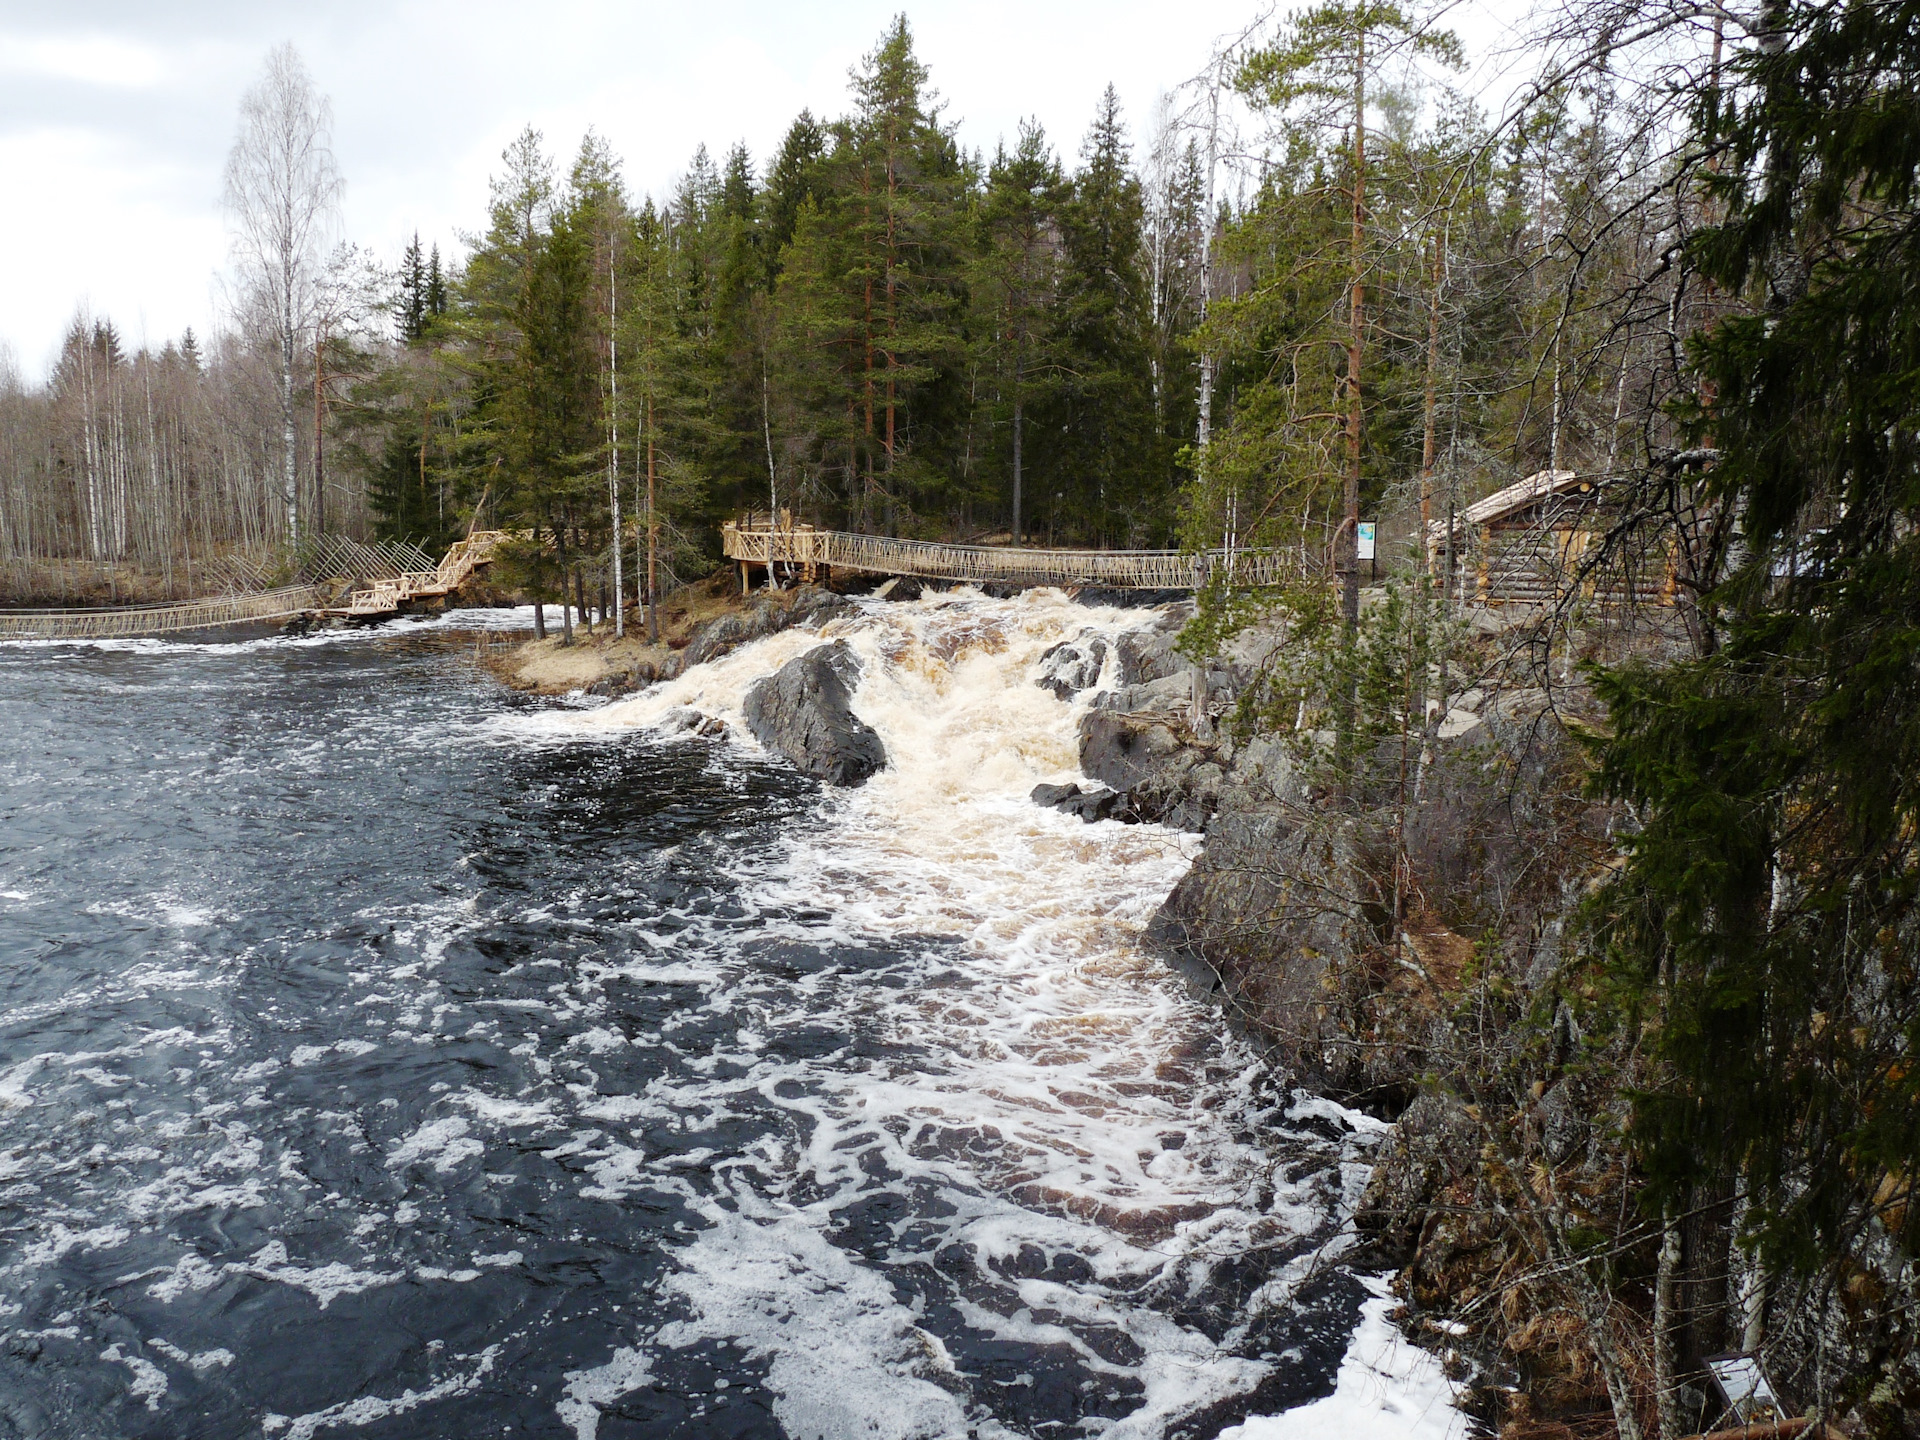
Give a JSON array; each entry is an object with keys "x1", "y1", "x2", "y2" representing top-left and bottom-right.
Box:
[{"x1": 1425, "y1": 468, "x2": 1674, "y2": 608}]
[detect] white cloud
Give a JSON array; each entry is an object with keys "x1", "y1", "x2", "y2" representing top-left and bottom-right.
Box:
[
  {"x1": 0, "y1": 33, "x2": 167, "y2": 88},
  {"x1": 0, "y1": 0, "x2": 1526, "y2": 379}
]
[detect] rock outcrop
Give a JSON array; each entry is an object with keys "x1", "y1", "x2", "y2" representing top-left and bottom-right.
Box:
[
  {"x1": 674, "y1": 585, "x2": 854, "y2": 675},
  {"x1": 742, "y1": 641, "x2": 887, "y2": 786}
]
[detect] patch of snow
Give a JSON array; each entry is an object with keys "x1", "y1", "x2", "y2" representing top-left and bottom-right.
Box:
[{"x1": 1219, "y1": 1274, "x2": 1468, "y2": 1440}]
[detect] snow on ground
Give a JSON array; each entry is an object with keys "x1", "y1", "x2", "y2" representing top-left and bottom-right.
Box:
[{"x1": 1221, "y1": 1274, "x2": 1470, "y2": 1440}]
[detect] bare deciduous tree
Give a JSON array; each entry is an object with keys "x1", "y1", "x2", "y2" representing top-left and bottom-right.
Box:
[{"x1": 222, "y1": 43, "x2": 342, "y2": 545}]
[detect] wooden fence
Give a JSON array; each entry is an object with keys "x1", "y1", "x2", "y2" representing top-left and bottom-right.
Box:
[
  {"x1": 0, "y1": 585, "x2": 329, "y2": 641},
  {"x1": 722, "y1": 523, "x2": 1307, "y2": 591}
]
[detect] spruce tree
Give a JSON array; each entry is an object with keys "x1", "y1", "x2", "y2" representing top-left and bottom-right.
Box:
[
  {"x1": 1053, "y1": 86, "x2": 1158, "y2": 544},
  {"x1": 971, "y1": 121, "x2": 1068, "y2": 541}
]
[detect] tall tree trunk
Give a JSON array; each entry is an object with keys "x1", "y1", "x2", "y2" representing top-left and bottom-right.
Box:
[
  {"x1": 646, "y1": 398, "x2": 659, "y2": 644},
  {"x1": 609, "y1": 252, "x2": 623, "y2": 638},
  {"x1": 282, "y1": 316, "x2": 299, "y2": 546},
  {"x1": 1012, "y1": 395, "x2": 1024, "y2": 545},
  {"x1": 1655, "y1": 1205, "x2": 1684, "y2": 1440},
  {"x1": 1420, "y1": 232, "x2": 1443, "y2": 581},
  {"x1": 1342, "y1": 34, "x2": 1366, "y2": 636},
  {"x1": 313, "y1": 329, "x2": 326, "y2": 537}
]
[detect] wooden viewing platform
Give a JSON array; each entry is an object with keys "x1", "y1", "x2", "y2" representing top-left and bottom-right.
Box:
[{"x1": 722, "y1": 520, "x2": 1308, "y2": 591}]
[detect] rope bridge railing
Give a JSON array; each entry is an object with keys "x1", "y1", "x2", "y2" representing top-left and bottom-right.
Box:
[
  {"x1": 722, "y1": 523, "x2": 1308, "y2": 591},
  {"x1": 0, "y1": 586, "x2": 330, "y2": 640},
  {"x1": 326, "y1": 531, "x2": 511, "y2": 616}
]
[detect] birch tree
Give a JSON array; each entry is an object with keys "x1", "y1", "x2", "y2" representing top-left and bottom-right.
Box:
[{"x1": 222, "y1": 43, "x2": 343, "y2": 546}]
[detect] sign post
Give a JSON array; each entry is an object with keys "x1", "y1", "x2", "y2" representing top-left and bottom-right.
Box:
[{"x1": 1357, "y1": 521, "x2": 1377, "y2": 580}]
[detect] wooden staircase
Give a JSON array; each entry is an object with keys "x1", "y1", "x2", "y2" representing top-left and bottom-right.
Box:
[{"x1": 323, "y1": 531, "x2": 509, "y2": 619}]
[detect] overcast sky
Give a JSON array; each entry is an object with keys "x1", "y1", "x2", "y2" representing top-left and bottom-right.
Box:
[{"x1": 0, "y1": 0, "x2": 1525, "y2": 381}]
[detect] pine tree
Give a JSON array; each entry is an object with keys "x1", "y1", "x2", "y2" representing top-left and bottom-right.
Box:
[
  {"x1": 763, "y1": 112, "x2": 828, "y2": 279},
  {"x1": 396, "y1": 232, "x2": 428, "y2": 345},
  {"x1": 425, "y1": 244, "x2": 447, "y2": 323}
]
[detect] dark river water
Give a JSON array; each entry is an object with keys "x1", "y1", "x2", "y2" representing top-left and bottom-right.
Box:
[{"x1": 0, "y1": 597, "x2": 1387, "y2": 1440}]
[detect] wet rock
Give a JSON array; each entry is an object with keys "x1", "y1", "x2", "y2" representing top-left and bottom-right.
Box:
[
  {"x1": 1099, "y1": 673, "x2": 1195, "y2": 716},
  {"x1": 1149, "y1": 801, "x2": 1372, "y2": 1090},
  {"x1": 1071, "y1": 586, "x2": 1194, "y2": 609},
  {"x1": 660, "y1": 707, "x2": 728, "y2": 739},
  {"x1": 1114, "y1": 625, "x2": 1185, "y2": 686},
  {"x1": 677, "y1": 585, "x2": 854, "y2": 673},
  {"x1": 743, "y1": 641, "x2": 886, "y2": 786},
  {"x1": 1029, "y1": 781, "x2": 1130, "y2": 824},
  {"x1": 880, "y1": 576, "x2": 925, "y2": 602},
  {"x1": 1353, "y1": 1091, "x2": 1480, "y2": 1261},
  {"x1": 1034, "y1": 636, "x2": 1110, "y2": 700},
  {"x1": 788, "y1": 586, "x2": 857, "y2": 626},
  {"x1": 1078, "y1": 710, "x2": 1187, "y2": 792}
]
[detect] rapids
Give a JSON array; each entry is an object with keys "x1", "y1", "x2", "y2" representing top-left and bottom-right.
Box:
[{"x1": 0, "y1": 591, "x2": 1400, "y2": 1440}]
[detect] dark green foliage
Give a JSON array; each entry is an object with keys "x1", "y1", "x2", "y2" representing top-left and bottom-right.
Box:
[{"x1": 1049, "y1": 87, "x2": 1163, "y2": 545}]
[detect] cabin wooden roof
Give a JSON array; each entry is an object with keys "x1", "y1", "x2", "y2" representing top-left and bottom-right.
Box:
[{"x1": 1426, "y1": 469, "x2": 1584, "y2": 549}]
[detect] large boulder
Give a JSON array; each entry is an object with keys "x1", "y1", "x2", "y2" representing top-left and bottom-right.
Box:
[
  {"x1": 1114, "y1": 620, "x2": 1187, "y2": 685},
  {"x1": 1030, "y1": 781, "x2": 1130, "y2": 823},
  {"x1": 743, "y1": 641, "x2": 887, "y2": 786},
  {"x1": 1149, "y1": 798, "x2": 1378, "y2": 1093},
  {"x1": 1078, "y1": 709, "x2": 1187, "y2": 791}
]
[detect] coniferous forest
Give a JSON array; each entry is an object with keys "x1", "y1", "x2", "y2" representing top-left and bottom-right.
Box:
[{"x1": 1, "y1": 10, "x2": 1710, "y2": 600}]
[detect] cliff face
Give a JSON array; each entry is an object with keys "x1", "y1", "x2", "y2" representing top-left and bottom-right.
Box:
[{"x1": 1073, "y1": 609, "x2": 1653, "y2": 1430}]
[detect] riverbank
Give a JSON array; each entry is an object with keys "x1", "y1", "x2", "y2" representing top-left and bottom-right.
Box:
[{"x1": 481, "y1": 570, "x2": 772, "y2": 695}]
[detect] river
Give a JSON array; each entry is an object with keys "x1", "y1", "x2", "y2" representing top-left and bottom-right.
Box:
[{"x1": 0, "y1": 591, "x2": 1407, "y2": 1440}]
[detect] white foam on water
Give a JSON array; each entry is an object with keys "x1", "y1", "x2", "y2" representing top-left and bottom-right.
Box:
[
  {"x1": 654, "y1": 1202, "x2": 977, "y2": 1440},
  {"x1": 0, "y1": 604, "x2": 537, "y2": 657},
  {"x1": 99, "y1": 1342, "x2": 169, "y2": 1410},
  {"x1": 386, "y1": 1116, "x2": 485, "y2": 1174},
  {"x1": 519, "y1": 589, "x2": 1394, "y2": 1438},
  {"x1": 558, "y1": 1346, "x2": 655, "y2": 1440},
  {"x1": 261, "y1": 1343, "x2": 502, "y2": 1440},
  {"x1": 231, "y1": 1241, "x2": 403, "y2": 1310}
]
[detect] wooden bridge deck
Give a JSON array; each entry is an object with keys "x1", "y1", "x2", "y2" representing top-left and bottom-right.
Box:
[{"x1": 722, "y1": 523, "x2": 1305, "y2": 591}]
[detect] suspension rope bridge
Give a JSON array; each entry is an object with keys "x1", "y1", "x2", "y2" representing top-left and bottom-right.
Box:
[{"x1": 0, "y1": 532, "x2": 508, "y2": 641}]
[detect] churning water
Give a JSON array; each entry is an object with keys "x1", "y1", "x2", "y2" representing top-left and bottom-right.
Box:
[{"x1": 0, "y1": 592, "x2": 1390, "y2": 1440}]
